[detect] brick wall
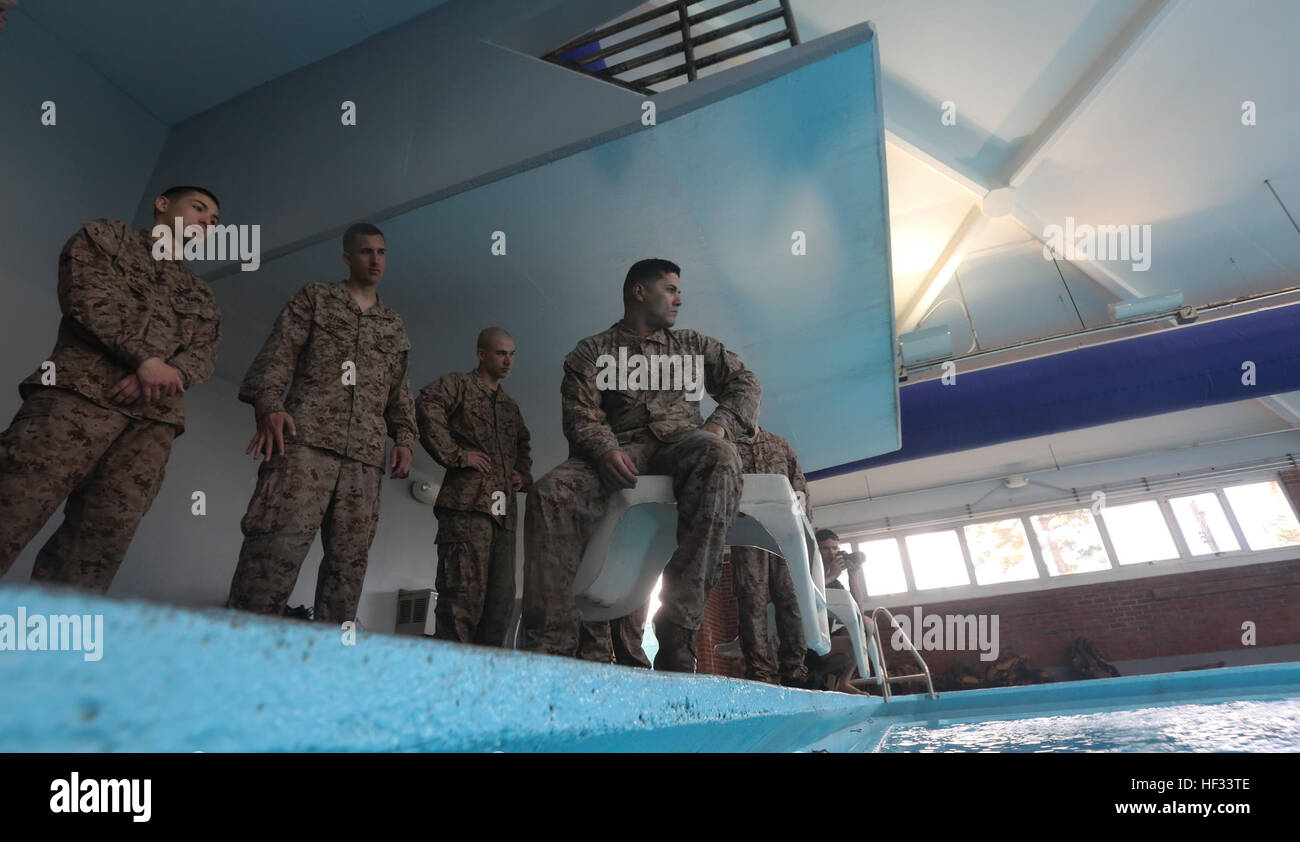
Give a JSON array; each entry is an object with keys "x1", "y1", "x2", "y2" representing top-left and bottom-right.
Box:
[
  {"x1": 699, "y1": 554, "x2": 1300, "y2": 678},
  {"x1": 878, "y1": 558, "x2": 1300, "y2": 675},
  {"x1": 1280, "y1": 468, "x2": 1300, "y2": 503},
  {"x1": 697, "y1": 553, "x2": 745, "y2": 678}
]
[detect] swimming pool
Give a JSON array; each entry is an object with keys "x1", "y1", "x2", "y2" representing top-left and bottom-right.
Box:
[{"x1": 809, "y1": 662, "x2": 1300, "y2": 753}]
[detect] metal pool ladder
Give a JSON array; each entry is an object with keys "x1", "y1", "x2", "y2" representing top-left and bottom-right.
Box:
[{"x1": 868, "y1": 606, "x2": 937, "y2": 701}]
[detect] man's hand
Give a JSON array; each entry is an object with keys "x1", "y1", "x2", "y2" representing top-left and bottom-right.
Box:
[
  {"x1": 106, "y1": 374, "x2": 144, "y2": 406},
  {"x1": 390, "y1": 445, "x2": 413, "y2": 479},
  {"x1": 247, "y1": 410, "x2": 297, "y2": 461},
  {"x1": 598, "y1": 449, "x2": 638, "y2": 490},
  {"x1": 462, "y1": 450, "x2": 491, "y2": 473},
  {"x1": 827, "y1": 551, "x2": 849, "y2": 581},
  {"x1": 700, "y1": 421, "x2": 726, "y2": 438},
  {"x1": 510, "y1": 470, "x2": 524, "y2": 492},
  {"x1": 136, "y1": 357, "x2": 185, "y2": 403}
]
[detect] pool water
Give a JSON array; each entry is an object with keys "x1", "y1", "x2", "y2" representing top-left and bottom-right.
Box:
[{"x1": 875, "y1": 697, "x2": 1300, "y2": 752}]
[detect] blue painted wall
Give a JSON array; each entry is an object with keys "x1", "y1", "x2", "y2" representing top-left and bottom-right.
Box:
[
  {"x1": 136, "y1": 0, "x2": 647, "y2": 258},
  {"x1": 209, "y1": 25, "x2": 898, "y2": 474}
]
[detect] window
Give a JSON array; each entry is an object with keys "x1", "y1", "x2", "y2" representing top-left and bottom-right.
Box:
[
  {"x1": 1223, "y1": 481, "x2": 1300, "y2": 550},
  {"x1": 857, "y1": 538, "x2": 908, "y2": 596},
  {"x1": 840, "y1": 474, "x2": 1300, "y2": 597},
  {"x1": 963, "y1": 518, "x2": 1038, "y2": 584},
  {"x1": 904, "y1": 530, "x2": 969, "y2": 589},
  {"x1": 1169, "y1": 493, "x2": 1240, "y2": 555},
  {"x1": 1030, "y1": 509, "x2": 1110, "y2": 575},
  {"x1": 1099, "y1": 500, "x2": 1179, "y2": 564}
]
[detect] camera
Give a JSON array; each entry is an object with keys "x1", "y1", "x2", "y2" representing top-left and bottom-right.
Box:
[{"x1": 835, "y1": 549, "x2": 866, "y2": 569}]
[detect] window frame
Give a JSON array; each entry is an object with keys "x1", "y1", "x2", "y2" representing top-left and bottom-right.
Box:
[{"x1": 840, "y1": 474, "x2": 1300, "y2": 603}]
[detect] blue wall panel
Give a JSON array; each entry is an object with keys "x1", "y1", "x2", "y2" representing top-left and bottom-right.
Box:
[{"x1": 812, "y1": 303, "x2": 1300, "y2": 479}]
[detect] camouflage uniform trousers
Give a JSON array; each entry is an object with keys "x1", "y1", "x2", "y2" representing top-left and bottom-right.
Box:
[
  {"x1": 227, "y1": 442, "x2": 382, "y2": 623},
  {"x1": 578, "y1": 601, "x2": 651, "y2": 668},
  {"x1": 433, "y1": 507, "x2": 516, "y2": 647},
  {"x1": 0, "y1": 388, "x2": 175, "y2": 590},
  {"x1": 523, "y1": 428, "x2": 742, "y2": 661},
  {"x1": 730, "y1": 546, "x2": 808, "y2": 685}
]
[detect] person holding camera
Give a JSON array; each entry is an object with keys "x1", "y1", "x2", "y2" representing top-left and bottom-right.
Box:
[{"x1": 808, "y1": 529, "x2": 871, "y2": 694}]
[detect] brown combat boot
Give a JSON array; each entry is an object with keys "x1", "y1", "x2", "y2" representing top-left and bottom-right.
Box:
[
  {"x1": 780, "y1": 664, "x2": 811, "y2": 688},
  {"x1": 652, "y1": 620, "x2": 698, "y2": 673}
]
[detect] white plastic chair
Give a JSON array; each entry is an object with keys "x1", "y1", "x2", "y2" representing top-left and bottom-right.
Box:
[
  {"x1": 715, "y1": 588, "x2": 885, "y2": 690},
  {"x1": 573, "y1": 474, "x2": 832, "y2": 655},
  {"x1": 824, "y1": 587, "x2": 884, "y2": 690}
]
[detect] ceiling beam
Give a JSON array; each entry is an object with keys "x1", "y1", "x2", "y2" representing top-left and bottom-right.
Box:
[
  {"x1": 1000, "y1": 0, "x2": 1182, "y2": 188},
  {"x1": 899, "y1": 204, "x2": 986, "y2": 333},
  {"x1": 884, "y1": 129, "x2": 987, "y2": 198},
  {"x1": 1007, "y1": 207, "x2": 1146, "y2": 300},
  {"x1": 886, "y1": 0, "x2": 1183, "y2": 315},
  {"x1": 885, "y1": 132, "x2": 1143, "y2": 322},
  {"x1": 1259, "y1": 393, "x2": 1300, "y2": 428}
]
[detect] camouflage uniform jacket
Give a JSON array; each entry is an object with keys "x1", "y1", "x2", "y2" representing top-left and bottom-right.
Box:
[
  {"x1": 561, "y1": 320, "x2": 760, "y2": 463},
  {"x1": 20, "y1": 219, "x2": 221, "y2": 434},
  {"x1": 416, "y1": 370, "x2": 533, "y2": 528},
  {"x1": 734, "y1": 426, "x2": 811, "y2": 521},
  {"x1": 239, "y1": 281, "x2": 416, "y2": 468}
]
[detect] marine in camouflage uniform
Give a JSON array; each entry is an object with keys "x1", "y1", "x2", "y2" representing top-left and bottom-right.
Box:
[
  {"x1": 730, "y1": 425, "x2": 810, "y2": 686},
  {"x1": 227, "y1": 225, "x2": 416, "y2": 623},
  {"x1": 578, "y1": 602, "x2": 651, "y2": 668},
  {"x1": 416, "y1": 328, "x2": 533, "y2": 647},
  {"x1": 0, "y1": 191, "x2": 223, "y2": 589},
  {"x1": 522, "y1": 259, "x2": 760, "y2": 672}
]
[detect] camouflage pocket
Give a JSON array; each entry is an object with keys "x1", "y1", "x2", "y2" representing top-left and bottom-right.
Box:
[
  {"x1": 240, "y1": 445, "x2": 329, "y2": 536},
  {"x1": 12, "y1": 388, "x2": 64, "y2": 421},
  {"x1": 435, "y1": 542, "x2": 469, "y2": 592},
  {"x1": 434, "y1": 508, "x2": 477, "y2": 544},
  {"x1": 312, "y1": 310, "x2": 354, "y2": 341},
  {"x1": 172, "y1": 290, "x2": 217, "y2": 347},
  {"x1": 464, "y1": 393, "x2": 495, "y2": 427},
  {"x1": 370, "y1": 329, "x2": 409, "y2": 377}
]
